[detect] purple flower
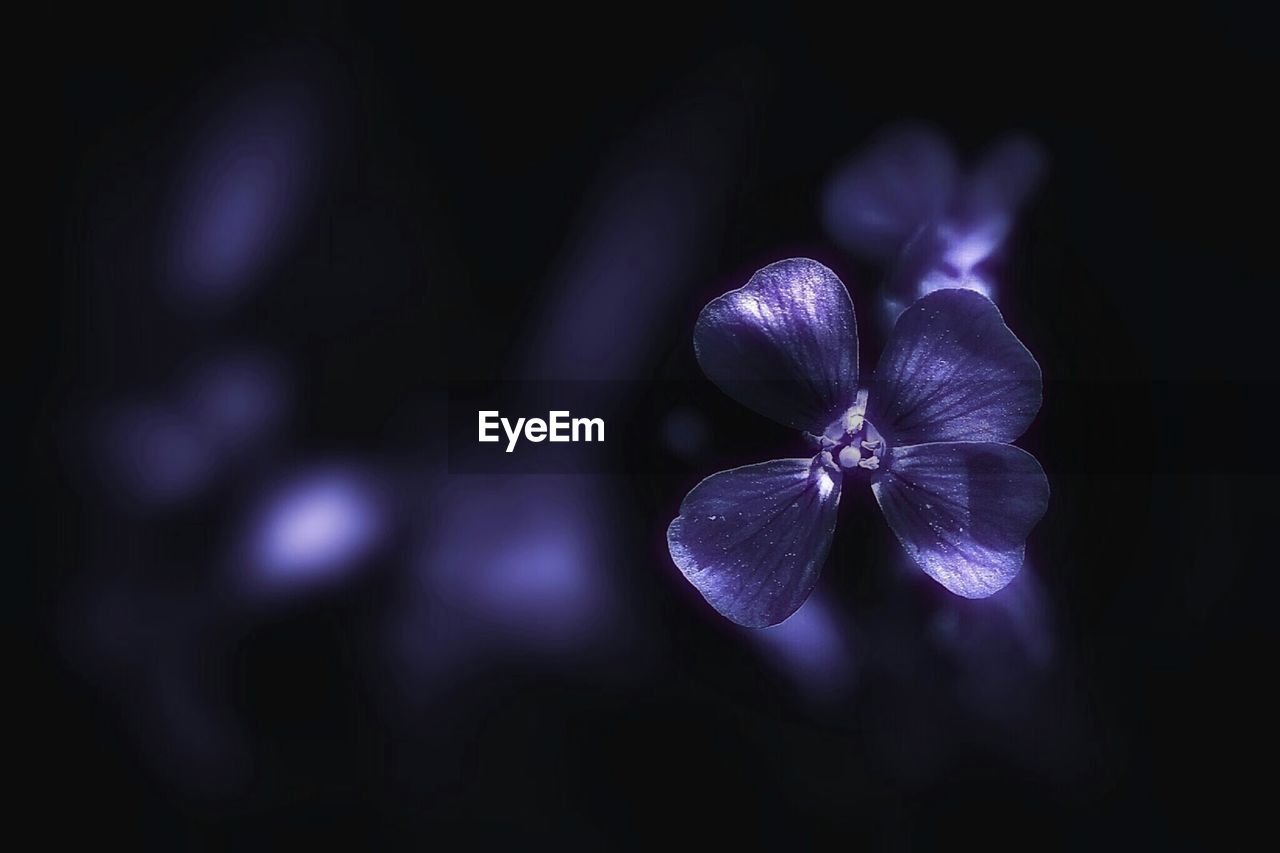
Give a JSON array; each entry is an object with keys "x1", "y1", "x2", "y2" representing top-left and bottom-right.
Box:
[
  {"x1": 667, "y1": 258, "x2": 1048, "y2": 627},
  {"x1": 822, "y1": 125, "x2": 1045, "y2": 314}
]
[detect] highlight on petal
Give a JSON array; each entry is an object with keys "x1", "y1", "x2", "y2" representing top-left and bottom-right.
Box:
[
  {"x1": 695, "y1": 258, "x2": 859, "y2": 432},
  {"x1": 872, "y1": 442, "x2": 1049, "y2": 598},
  {"x1": 871, "y1": 288, "x2": 1041, "y2": 445},
  {"x1": 821, "y1": 124, "x2": 958, "y2": 259},
  {"x1": 667, "y1": 457, "x2": 841, "y2": 627}
]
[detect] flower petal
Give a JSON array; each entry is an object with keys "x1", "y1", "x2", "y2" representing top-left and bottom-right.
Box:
[
  {"x1": 667, "y1": 457, "x2": 841, "y2": 627},
  {"x1": 872, "y1": 442, "x2": 1049, "y2": 598},
  {"x1": 871, "y1": 288, "x2": 1041, "y2": 445},
  {"x1": 695, "y1": 258, "x2": 859, "y2": 432}
]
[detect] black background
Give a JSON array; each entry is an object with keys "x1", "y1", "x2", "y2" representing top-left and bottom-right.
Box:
[{"x1": 40, "y1": 4, "x2": 1275, "y2": 848}]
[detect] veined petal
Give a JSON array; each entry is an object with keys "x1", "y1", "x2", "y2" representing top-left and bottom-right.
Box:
[
  {"x1": 667, "y1": 457, "x2": 841, "y2": 627},
  {"x1": 872, "y1": 442, "x2": 1049, "y2": 598},
  {"x1": 695, "y1": 258, "x2": 859, "y2": 432},
  {"x1": 871, "y1": 288, "x2": 1041, "y2": 445}
]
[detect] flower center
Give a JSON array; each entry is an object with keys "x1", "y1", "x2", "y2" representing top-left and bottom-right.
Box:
[{"x1": 813, "y1": 389, "x2": 889, "y2": 474}]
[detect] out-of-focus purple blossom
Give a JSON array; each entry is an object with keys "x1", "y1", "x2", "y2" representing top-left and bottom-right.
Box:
[
  {"x1": 179, "y1": 349, "x2": 291, "y2": 455},
  {"x1": 383, "y1": 70, "x2": 744, "y2": 697},
  {"x1": 162, "y1": 77, "x2": 324, "y2": 309},
  {"x1": 932, "y1": 564, "x2": 1054, "y2": 677},
  {"x1": 91, "y1": 349, "x2": 290, "y2": 511},
  {"x1": 824, "y1": 125, "x2": 1045, "y2": 314},
  {"x1": 521, "y1": 86, "x2": 744, "y2": 382},
  {"x1": 668, "y1": 258, "x2": 1047, "y2": 627},
  {"x1": 418, "y1": 476, "x2": 618, "y2": 651},
  {"x1": 880, "y1": 224, "x2": 999, "y2": 324},
  {"x1": 382, "y1": 473, "x2": 634, "y2": 704},
  {"x1": 747, "y1": 589, "x2": 856, "y2": 701},
  {"x1": 854, "y1": 566, "x2": 1088, "y2": 783},
  {"x1": 96, "y1": 401, "x2": 219, "y2": 509},
  {"x1": 961, "y1": 134, "x2": 1047, "y2": 231},
  {"x1": 235, "y1": 465, "x2": 390, "y2": 597},
  {"x1": 821, "y1": 124, "x2": 959, "y2": 260}
]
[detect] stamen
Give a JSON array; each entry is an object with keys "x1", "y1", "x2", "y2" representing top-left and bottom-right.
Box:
[
  {"x1": 815, "y1": 391, "x2": 889, "y2": 478},
  {"x1": 843, "y1": 388, "x2": 870, "y2": 434}
]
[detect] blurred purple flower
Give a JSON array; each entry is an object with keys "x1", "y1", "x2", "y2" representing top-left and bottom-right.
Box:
[
  {"x1": 411, "y1": 476, "x2": 620, "y2": 654},
  {"x1": 667, "y1": 258, "x2": 1048, "y2": 627},
  {"x1": 747, "y1": 589, "x2": 856, "y2": 701},
  {"x1": 823, "y1": 125, "x2": 1045, "y2": 313},
  {"x1": 821, "y1": 124, "x2": 960, "y2": 261}
]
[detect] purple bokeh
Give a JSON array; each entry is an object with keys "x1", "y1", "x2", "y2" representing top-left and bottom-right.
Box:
[
  {"x1": 91, "y1": 348, "x2": 291, "y2": 511},
  {"x1": 179, "y1": 349, "x2": 291, "y2": 455},
  {"x1": 413, "y1": 476, "x2": 619, "y2": 654},
  {"x1": 824, "y1": 124, "x2": 1045, "y2": 316},
  {"x1": 234, "y1": 464, "x2": 391, "y2": 597},
  {"x1": 96, "y1": 400, "x2": 220, "y2": 509},
  {"x1": 162, "y1": 75, "x2": 325, "y2": 309},
  {"x1": 747, "y1": 589, "x2": 856, "y2": 701},
  {"x1": 521, "y1": 85, "x2": 744, "y2": 382},
  {"x1": 930, "y1": 565, "x2": 1056, "y2": 716},
  {"x1": 821, "y1": 123, "x2": 959, "y2": 260}
]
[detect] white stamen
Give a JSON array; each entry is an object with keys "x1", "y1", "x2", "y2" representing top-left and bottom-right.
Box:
[
  {"x1": 842, "y1": 389, "x2": 870, "y2": 435},
  {"x1": 858, "y1": 455, "x2": 880, "y2": 470}
]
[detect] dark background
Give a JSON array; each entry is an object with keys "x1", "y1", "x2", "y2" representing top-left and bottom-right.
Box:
[{"x1": 38, "y1": 4, "x2": 1275, "y2": 848}]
